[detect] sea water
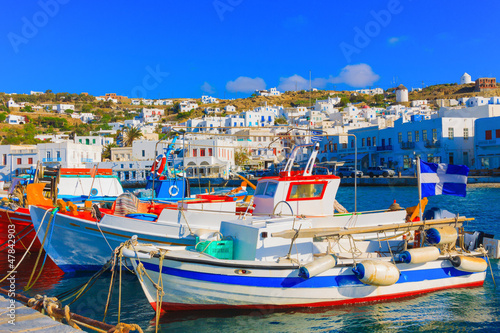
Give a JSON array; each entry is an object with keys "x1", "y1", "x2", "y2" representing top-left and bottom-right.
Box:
[{"x1": 2, "y1": 186, "x2": 500, "y2": 332}]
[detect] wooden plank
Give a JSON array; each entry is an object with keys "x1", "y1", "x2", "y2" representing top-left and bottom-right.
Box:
[{"x1": 0, "y1": 295, "x2": 80, "y2": 332}]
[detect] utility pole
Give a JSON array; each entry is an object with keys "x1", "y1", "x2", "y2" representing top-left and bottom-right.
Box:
[{"x1": 309, "y1": 70, "x2": 312, "y2": 107}]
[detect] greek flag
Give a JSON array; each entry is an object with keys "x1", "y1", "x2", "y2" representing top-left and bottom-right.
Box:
[
  {"x1": 311, "y1": 131, "x2": 322, "y2": 142},
  {"x1": 419, "y1": 160, "x2": 469, "y2": 197}
]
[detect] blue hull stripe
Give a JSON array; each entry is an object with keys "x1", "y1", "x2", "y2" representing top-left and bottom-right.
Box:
[{"x1": 141, "y1": 261, "x2": 479, "y2": 288}]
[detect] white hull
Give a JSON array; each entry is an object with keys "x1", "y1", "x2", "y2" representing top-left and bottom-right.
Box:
[{"x1": 130, "y1": 250, "x2": 486, "y2": 311}]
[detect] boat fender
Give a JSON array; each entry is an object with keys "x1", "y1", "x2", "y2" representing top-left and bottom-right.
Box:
[
  {"x1": 399, "y1": 246, "x2": 440, "y2": 264},
  {"x1": 169, "y1": 185, "x2": 179, "y2": 196},
  {"x1": 425, "y1": 226, "x2": 457, "y2": 245},
  {"x1": 151, "y1": 154, "x2": 166, "y2": 178},
  {"x1": 352, "y1": 260, "x2": 400, "y2": 286},
  {"x1": 121, "y1": 248, "x2": 151, "y2": 260},
  {"x1": 298, "y1": 254, "x2": 337, "y2": 279},
  {"x1": 449, "y1": 255, "x2": 487, "y2": 272}
]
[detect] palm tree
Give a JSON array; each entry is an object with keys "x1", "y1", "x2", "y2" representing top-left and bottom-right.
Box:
[
  {"x1": 102, "y1": 143, "x2": 118, "y2": 161},
  {"x1": 123, "y1": 126, "x2": 143, "y2": 147}
]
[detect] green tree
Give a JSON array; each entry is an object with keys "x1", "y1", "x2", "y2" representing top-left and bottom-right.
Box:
[
  {"x1": 339, "y1": 97, "x2": 350, "y2": 107},
  {"x1": 123, "y1": 126, "x2": 143, "y2": 147},
  {"x1": 234, "y1": 148, "x2": 250, "y2": 166},
  {"x1": 0, "y1": 113, "x2": 6, "y2": 122},
  {"x1": 274, "y1": 116, "x2": 288, "y2": 125},
  {"x1": 374, "y1": 94, "x2": 384, "y2": 103}
]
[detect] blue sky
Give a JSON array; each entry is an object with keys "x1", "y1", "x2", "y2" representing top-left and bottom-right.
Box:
[{"x1": 1, "y1": 0, "x2": 499, "y2": 99}]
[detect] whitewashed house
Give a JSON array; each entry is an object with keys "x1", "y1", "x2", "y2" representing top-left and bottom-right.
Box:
[
  {"x1": 0, "y1": 145, "x2": 38, "y2": 181},
  {"x1": 225, "y1": 105, "x2": 236, "y2": 112},
  {"x1": 153, "y1": 99, "x2": 173, "y2": 106},
  {"x1": 6, "y1": 115, "x2": 27, "y2": 125},
  {"x1": 54, "y1": 104, "x2": 75, "y2": 113},
  {"x1": 179, "y1": 100, "x2": 198, "y2": 113},
  {"x1": 37, "y1": 141, "x2": 102, "y2": 168},
  {"x1": 140, "y1": 108, "x2": 164, "y2": 123},
  {"x1": 75, "y1": 135, "x2": 114, "y2": 146},
  {"x1": 255, "y1": 87, "x2": 281, "y2": 97},
  {"x1": 201, "y1": 96, "x2": 219, "y2": 104}
]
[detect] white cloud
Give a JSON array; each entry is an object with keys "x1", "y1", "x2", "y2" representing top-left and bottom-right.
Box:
[
  {"x1": 277, "y1": 64, "x2": 379, "y2": 91},
  {"x1": 226, "y1": 76, "x2": 266, "y2": 93},
  {"x1": 388, "y1": 36, "x2": 408, "y2": 45},
  {"x1": 330, "y1": 64, "x2": 380, "y2": 88},
  {"x1": 201, "y1": 81, "x2": 215, "y2": 94},
  {"x1": 278, "y1": 74, "x2": 329, "y2": 91}
]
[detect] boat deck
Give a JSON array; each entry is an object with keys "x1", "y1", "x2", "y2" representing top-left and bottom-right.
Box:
[{"x1": 0, "y1": 295, "x2": 80, "y2": 332}]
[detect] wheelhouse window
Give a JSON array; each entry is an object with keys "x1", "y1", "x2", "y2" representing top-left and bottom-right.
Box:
[
  {"x1": 287, "y1": 182, "x2": 326, "y2": 201},
  {"x1": 255, "y1": 181, "x2": 278, "y2": 197}
]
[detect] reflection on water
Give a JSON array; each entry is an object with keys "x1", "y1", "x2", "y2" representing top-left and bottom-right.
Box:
[{"x1": 0, "y1": 186, "x2": 500, "y2": 332}]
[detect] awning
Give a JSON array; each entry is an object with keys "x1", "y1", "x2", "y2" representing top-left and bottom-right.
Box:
[{"x1": 341, "y1": 153, "x2": 368, "y2": 161}]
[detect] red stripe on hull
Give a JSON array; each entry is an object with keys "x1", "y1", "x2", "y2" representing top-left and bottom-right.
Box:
[
  {"x1": 0, "y1": 208, "x2": 41, "y2": 251},
  {"x1": 151, "y1": 280, "x2": 484, "y2": 312}
]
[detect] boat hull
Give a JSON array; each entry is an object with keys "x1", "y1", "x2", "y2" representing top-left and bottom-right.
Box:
[
  {"x1": 131, "y1": 253, "x2": 487, "y2": 311},
  {"x1": 0, "y1": 207, "x2": 41, "y2": 251}
]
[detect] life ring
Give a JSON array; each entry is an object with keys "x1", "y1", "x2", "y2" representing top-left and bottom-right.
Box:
[
  {"x1": 169, "y1": 185, "x2": 179, "y2": 197},
  {"x1": 151, "y1": 154, "x2": 166, "y2": 178}
]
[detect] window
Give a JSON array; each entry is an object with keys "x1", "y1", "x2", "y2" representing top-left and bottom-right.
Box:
[
  {"x1": 449, "y1": 152, "x2": 454, "y2": 164},
  {"x1": 192, "y1": 149, "x2": 197, "y2": 157},
  {"x1": 362, "y1": 138, "x2": 365, "y2": 147},
  {"x1": 208, "y1": 148, "x2": 213, "y2": 156},
  {"x1": 367, "y1": 137, "x2": 371, "y2": 146},
  {"x1": 398, "y1": 132, "x2": 402, "y2": 143},
  {"x1": 264, "y1": 182, "x2": 278, "y2": 197},
  {"x1": 46, "y1": 151, "x2": 51, "y2": 159},
  {"x1": 496, "y1": 129, "x2": 500, "y2": 138},
  {"x1": 287, "y1": 183, "x2": 326, "y2": 201},
  {"x1": 93, "y1": 139, "x2": 96, "y2": 144},
  {"x1": 17, "y1": 158, "x2": 21, "y2": 165},
  {"x1": 432, "y1": 129, "x2": 437, "y2": 141},
  {"x1": 142, "y1": 150, "x2": 145, "y2": 157},
  {"x1": 350, "y1": 140, "x2": 354, "y2": 148},
  {"x1": 464, "y1": 128, "x2": 469, "y2": 140},
  {"x1": 255, "y1": 182, "x2": 267, "y2": 195},
  {"x1": 388, "y1": 138, "x2": 392, "y2": 145},
  {"x1": 56, "y1": 151, "x2": 60, "y2": 159},
  {"x1": 28, "y1": 158, "x2": 33, "y2": 164},
  {"x1": 463, "y1": 152, "x2": 468, "y2": 166},
  {"x1": 200, "y1": 149, "x2": 206, "y2": 157},
  {"x1": 407, "y1": 131, "x2": 412, "y2": 142},
  {"x1": 423, "y1": 129, "x2": 427, "y2": 141},
  {"x1": 486, "y1": 130, "x2": 492, "y2": 140},
  {"x1": 448, "y1": 128, "x2": 454, "y2": 139},
  {"x1": 415, "y1": 131, "x2": 420, "y2": 142},
  {"x1": 372, "y1": 137, "x2": 376, "y2": 146}
]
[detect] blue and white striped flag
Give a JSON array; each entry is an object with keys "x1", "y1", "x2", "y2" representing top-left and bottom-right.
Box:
[
  {"x1": 311, "y1": 131, "x2": 322, "y2": 142},
  {"x1": 420, "y1": 160, "x2": 469, "y2": 197}
]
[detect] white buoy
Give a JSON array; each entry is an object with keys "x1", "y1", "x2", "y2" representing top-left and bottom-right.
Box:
[
  {"x1": 298, "y1": 255, "x2": 337, "y2": 279},
  {"x1": 425, "y1": 226, "x2": 458, "y2": 245},
  {"x1": 400, "y1": 247, "x2": 440, "y2": 264},
  {"x1": 450, "y1": 255, "x2": 488, "y2": 272},
  {"x1": 352, "y1": 260, "x2": 400, "y2": 286}
]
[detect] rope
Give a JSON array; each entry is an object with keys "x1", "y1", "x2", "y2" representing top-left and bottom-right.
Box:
[
  {"x1": 24, "y1": 208, "x2": 59, "y2": 291},
  {"x1": 109, "y1": 323, "x2": 144, "y2": 333},
  {"x1": 155, "y1": 252, "x2": 165, "y2": 333},
  {"x1": 0, "y1": 208, "x2": 52, "y2": 284},
  {"x1": 179, "y1": 207, "x2": 194, "y2": 235}
]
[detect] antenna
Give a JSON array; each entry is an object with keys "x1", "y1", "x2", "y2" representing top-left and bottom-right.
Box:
[{"x1": 309, "y1": 70, "x2": 312, "y2": 107}]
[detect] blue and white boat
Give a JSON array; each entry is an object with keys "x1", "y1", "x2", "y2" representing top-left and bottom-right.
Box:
[{"x1": 125, "y1": 215, "x2": 488, "y2": 311}]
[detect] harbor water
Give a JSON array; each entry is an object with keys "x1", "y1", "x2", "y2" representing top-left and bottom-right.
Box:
[{"x1": 2, "y1": 185, "x2": 500, "y2": 332}]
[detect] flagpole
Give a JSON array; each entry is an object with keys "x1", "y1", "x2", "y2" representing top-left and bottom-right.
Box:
[{"x1": 416, "y1": 156, "x2": 422, "y2": 221}]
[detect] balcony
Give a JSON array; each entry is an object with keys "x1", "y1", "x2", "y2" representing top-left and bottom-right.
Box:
[
  {"x1": 424, "y1": 140, "x2": 441, "y2": 148},
  {"x1": 376, "y1": 145, "x2": 393, "y2": 151},
  {"x1": 478, "y1": 139, "x2": 500, "y2": 146},
  {"x1": 42, "y1": 157, "x2": 61, "y2": 162},
  {"x1": 400, "y1": 141, "x2": 416, "y2": 150},
  {"x1": 81, "y1": 158, "x2": 93, "y2": 163}
]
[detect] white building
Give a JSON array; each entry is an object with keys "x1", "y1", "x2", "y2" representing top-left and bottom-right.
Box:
[
  {"x1": 255, "y1": 87, "x2": 281, "y2": 97},
  {"x1": 0, "y1": 145, "x2": 38, "y2": 181},
  {"x1": 179, "y1": 100, "x2": 198, "y2": 113},
  {"x1": 354, "y1": 88, "x2": 384, "y2": 95},
  {"x1": 411, "y1": 100, "x2": 428, "y2": 107},
  {"x1": 7, "y1": 98, "x2": 25, "y2": 109},
  {"x1": 6, "y1": 115, "x2": 27, "y2": 125},
  {"x1": 461, "y1": 72, "x2": 473, "y2": 85},
  {"x1": 395, "y1": 84, "x2": 408, "y2": 103},
  {"x1": 71, "y1": 112, "x2": 95, "y2": 123},
  {"x1": 225, "y1": 105, "x2": 236, "y2": 112},
  {"x1": 54, "y1": 104, "x2": 75, "y2": 113},
  {"x1": 38, "y1": 141, "x2": 102, "y2": 168},
  {"x1": 153, "y1": 99, "x2": 173, "y2": 106},
  {"x1": 204, "y1": 107, "x2": 221, "y2": 115},
  {"x1": 75, "y1": 135, "x2": 114, "y2": 146},
  {"x1": 140, "y1": 108, "x2": 164, "y2": 123},
  {"x1": 201, "y1": 96, "x2": 219, "y2": 104},
  {"x1": 30, "y1": 91, "x2": 43, "y2": 95}
]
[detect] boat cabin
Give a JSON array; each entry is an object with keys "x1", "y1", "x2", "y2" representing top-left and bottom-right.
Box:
[{"x1": 252, "y1": 143, "x2": 340, "y2": 217}]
